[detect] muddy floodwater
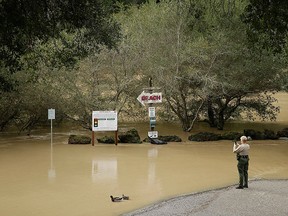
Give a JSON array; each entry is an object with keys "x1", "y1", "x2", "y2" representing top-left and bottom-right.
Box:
[{"x1": 0, "y1": 93, "x2": 287, "y2": 216}]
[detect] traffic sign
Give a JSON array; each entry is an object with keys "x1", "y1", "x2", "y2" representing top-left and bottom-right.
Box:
[
  {"x1": 137, "y1": 91, "x2": 162, "y2": 106},
  {"x1": 148, "y1": 131, "x2": 158, "y2": 138}
]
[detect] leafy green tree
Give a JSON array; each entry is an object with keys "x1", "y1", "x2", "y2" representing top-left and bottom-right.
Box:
[
  {"x1": 36, "y1": 43, "x2": 146, "y2": 130},
  {"x1": 242, "y1": 0, "x2": 288, "y2": 53},
  {"x1": 115, "y1": 0, "x2": 287, "y2": 131},
  {"x1": 0, "y1": 0, "x2": 120, "y2": 69},
  {"x1": 0, "y1": 0, "x2": 121, "y2": 132},
  {"x1": 183, "y1": 0, "x2": 286, "y2": 130},
  {"x1": 113, "y1": 0, "x2": 219, "y2": 130}
]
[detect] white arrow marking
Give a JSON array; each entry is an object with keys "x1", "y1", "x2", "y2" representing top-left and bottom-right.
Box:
[{"x1": 137, "y1": 91, "x2": 146, "y2": 106}]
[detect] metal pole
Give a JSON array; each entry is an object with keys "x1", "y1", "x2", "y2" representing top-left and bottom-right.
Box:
[
  {"x1": 50, "y1": 119, "x2": 53, "y2": 171},
  {"x1": 51, "y1": 119, "x2": 53, "y2": 148},
  {"x1": 149, "y1": 77, "x2": 154, "y2": 131}
]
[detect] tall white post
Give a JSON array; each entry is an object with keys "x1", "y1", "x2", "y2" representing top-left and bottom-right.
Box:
[{"x1": 48, "y1": 109, "x2": 56, "y2": 179}]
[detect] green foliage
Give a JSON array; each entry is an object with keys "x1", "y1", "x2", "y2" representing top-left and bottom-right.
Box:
[
  {"x1": 114, "y1": 0, "x2": 287, "y2": 131},
  {"x1": 97, "y1": 135, "x2": 116, "y2": 144},
  {"x1": 243, "y1": 129, "x2": 265, "y2": 140},
  {"x1": 221, "y1": 132, "x2": 242, "y2": 140},
  {"x1": 0, "y1": 0, "x2": 287, "y2": 133},
  {"x1": 188, "y1": 132, "x2": 221, "y2": 142},
  {"x1": 118, "y1": 128, "x2": 142, "y2": 143},
  {"x1": 0, "y1": 0, "x2": 121, "y2": 132},
  {"x1": 277, "y1": 128, "x2": 288, "y2": 137},
  {"x1": 0, "y1": 0, "x2": 120, "y2": 69},
  {"x1": 68, "y1": 135, "x2": 91, "y2": 144},
  {"x1": 242, "y1": 0, "x2": 288, "y2": 53}
]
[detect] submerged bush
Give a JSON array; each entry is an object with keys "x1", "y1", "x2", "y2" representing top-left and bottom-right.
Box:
[
  {"x1": 97, "y1": 136, "x2": 116, "y2": 144},
  {"x1": 118, "y1": 128, "x2": 142, "y2": 143},
  {"x1": 244, "y1": 129, "x2": 264, "y2": 140},
  {"x1": 68, "y1": 135, "x2": 91, "y2": 144},
  {"x1": 263, "y1": 129, "x2": 279, "y2": 140},
  {"x1": 277, "y1": 128, "x2": 288, "y2": 137},
  {"x1": 188, "y1": 132, "x2": 221, "y2": 142},
  {"x1": 220, "y1": 132, "x2": 243, "y2": 141}
]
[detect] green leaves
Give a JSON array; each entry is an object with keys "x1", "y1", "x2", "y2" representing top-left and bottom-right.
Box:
[
  {"x1": 242, "y1": 0, "x2": 288, "y2": 53},
  {"x1": 0, "y1": 0, "x2": 120, "y2": 69}
]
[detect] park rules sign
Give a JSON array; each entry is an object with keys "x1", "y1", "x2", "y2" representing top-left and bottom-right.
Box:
[{"x1": 92, "y1": 111, "x2": 118, "y2": 132}]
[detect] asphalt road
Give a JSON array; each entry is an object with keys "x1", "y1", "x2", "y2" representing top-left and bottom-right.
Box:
[{"x1": 123, "y1": 179, "x2": 288, "y2": 216}]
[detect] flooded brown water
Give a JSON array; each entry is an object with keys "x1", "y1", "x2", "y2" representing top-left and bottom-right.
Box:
[{"x1": 0, "y1": 93, "x2": 287, "y2": 216}]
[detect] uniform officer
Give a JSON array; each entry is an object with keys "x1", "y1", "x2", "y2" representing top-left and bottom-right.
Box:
[{"x1": 233, "y1": 135, "x2": 250, "y2": 189}]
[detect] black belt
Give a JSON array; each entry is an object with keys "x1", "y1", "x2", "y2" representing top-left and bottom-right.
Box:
[{"x1": 240, "y1": 155, "x2": 249, "y2": 158}]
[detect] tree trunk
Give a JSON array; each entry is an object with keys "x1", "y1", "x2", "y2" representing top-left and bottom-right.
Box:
[
  {"x1": 207, "y1": 96, "x2": 216, "y2": 127},
  {"x1": 217, "y1": 110, "x2": 225, "y2": 130}
]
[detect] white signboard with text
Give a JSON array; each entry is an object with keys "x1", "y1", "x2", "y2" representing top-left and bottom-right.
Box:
[
  {"x1": 92, "y1": 111, "x2": 118, "y2": 132},
  {"x1": 48, "y1": 109, "x2": 55, "y2": 120},
  {"x1": 148, "y1": 107, "x2": 156, "y2": 117}
]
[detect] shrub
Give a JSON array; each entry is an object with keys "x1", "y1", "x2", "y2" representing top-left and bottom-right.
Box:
[
  {"x1": 97, "y1": 136, "x2": 116, "y2": 144},
  {"x1": 263, "y1": 129, "x2": 279, "y2": 140},
  {"x1": 68, "y1": 135, "x2": 91, "y2": 144},
  {"x1": 158, "y1": 135, "x2": 182, "y2": 142},
  {"x1": 118, "y1": 128, "x2": 142, "y2": 143},
  {"x1": 277, "y1": 128, "x2": 288, "y2": 137},
  {"x1": 220, "y1": 132, "x2": 243, "y2": 141},
  {"x1": 188, "y1": 132, "x2": 221, "y2": 142},
  {"x1": 244, "y1": 129, "x2": 264, "y2": 140}
]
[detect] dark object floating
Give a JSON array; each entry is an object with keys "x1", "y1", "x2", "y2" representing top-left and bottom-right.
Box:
[
  {"x1": 110, "y1": 195, "x2": 123, "y2": 202},
  {"x1": 149, "y1": 137, "x2": 167, "y2": 145},
  {"x1": 122, "y1": 194, "x2": 129, "y2": 200}
]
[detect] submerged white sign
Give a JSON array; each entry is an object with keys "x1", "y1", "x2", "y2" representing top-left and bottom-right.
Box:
[{"x1": 92, "y1": 111, "x2": 118, "y2": 131}]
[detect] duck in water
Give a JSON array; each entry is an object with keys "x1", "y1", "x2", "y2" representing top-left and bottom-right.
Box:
[
  {"x1": 110, "y1": 195, "x2": 123, "y2": 202},
  {"x1": 122, "y1": 194, "x2": 129, "y2": 200}
]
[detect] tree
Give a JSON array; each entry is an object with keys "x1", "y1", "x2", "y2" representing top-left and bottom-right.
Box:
[
  {"x1": 242, "y1": 0, "x2": 288, "y2": 53},
  {"x1": 0, "y1": 0, "x2": 121, "y2": 132},
  {"x1": 0, "y1": 0, "x2": 120, "y2": 69},
  {"x1": 1, "y1": 0, "x2": 287, "y2": 132},
  {"x1": 183, "y1": 0, "x2": 286, "y2": 130},
  {"x1": 114, "y1": 0, "x2": 208, "y2": 130},
  {"x1": 115, "y1": 0, "x2": 287, "y2": 131},
  {"x1": 36, "y1": 43, "x2": 146, "y2": 130}
]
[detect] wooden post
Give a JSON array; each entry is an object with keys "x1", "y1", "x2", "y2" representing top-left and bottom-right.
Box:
[
  {"x1": 92, "y1": 131, "x2": 95, "y2": 146},
  {"x1": 115, "y1": 130, "x2": 118, "y2": 146}
]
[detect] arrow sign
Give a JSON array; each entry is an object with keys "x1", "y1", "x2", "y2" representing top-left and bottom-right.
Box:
[{"x1": 137, "y1": 91, "x2": 162, "y2": 106}]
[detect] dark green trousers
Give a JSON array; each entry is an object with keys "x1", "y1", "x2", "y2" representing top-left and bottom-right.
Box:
[{"x1": 237, "y1": 157, "x2": 249, "y2": 187}]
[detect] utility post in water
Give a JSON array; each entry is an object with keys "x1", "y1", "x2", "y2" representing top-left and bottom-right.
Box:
[
  {"x1": 148, "y1": 77, "x2": 156, "y2": 133},
  {"x1": 137, "y1": 76, "x2": 165, "y2": 143}
]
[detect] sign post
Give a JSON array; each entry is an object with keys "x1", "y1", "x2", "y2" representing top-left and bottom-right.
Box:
[
  {"x1": 48, "y1": 109, "x2": 55, "y2": 145},
  {"x1": 137, "y1": 91, "x2": 162, "y2": 106},
  {"x1": 91, "y1": 111, "x2": 118, "y2": 146},
  {"x1": 48, "y1": 109, "x2": 56, "y2": 179},
  {"x1": 137, "y1": 77, "x2": 162, "y2": 139}
]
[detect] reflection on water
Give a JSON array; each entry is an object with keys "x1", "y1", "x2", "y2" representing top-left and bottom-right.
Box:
[
  {"x1": 48, "y1": 135, "x2": 56, "y2": 180},
  {"x1": 92, "y1": 159, "x2": 118, "y2": 182},
  {"x1": 148, "y1": 148, "x2": 158, "y2": 186}
]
